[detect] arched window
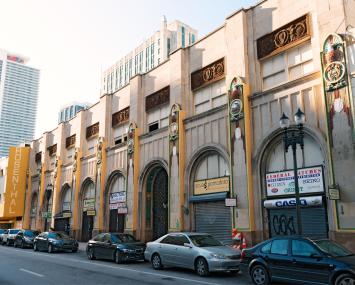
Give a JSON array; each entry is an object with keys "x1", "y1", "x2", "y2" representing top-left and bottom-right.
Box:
[
  {"x1": 84, "y1": 182, "x2": 95, "y2": 199},
  {"x1": 31, "y1": 194, "x2": 38, "y2": 215},
  {"x1": 267, "y1": 137, "x2": 323, "y2": 172},
  {"x1": 196, "y1": 154, "x2": 229, "y2": 180},
  {"x1": 110, "y1": 175, "x2": 125, "y2": 193},
  {"x1": 62, "y1": 187, "x2": 71, "y2": 211}
]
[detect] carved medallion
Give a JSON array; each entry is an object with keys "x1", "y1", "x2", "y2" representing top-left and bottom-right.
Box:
[
  {"x1": 86, "y1": 122, "x2": 99, "y2": 139},
  {"x1": 66, "y1": 134, "x2": 76, "y2": 148},
  {"x1": 112, "y1": 106, "x2": 130, "y2": 127},
  {"x1": 146, "y1": 86, "x2": 170, "y2": 112},
  {"x1": 48, "y1": 144, "x2": 57, "y2": 156},
  {"x1": 191, "y1": 57, "x2": 225, "y2": 91}
]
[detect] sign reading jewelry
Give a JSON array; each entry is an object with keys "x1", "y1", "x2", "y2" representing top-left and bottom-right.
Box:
[
  {"x1": 194, "y1": 176, "x2": 230, "y2": 195},
  {"x1": 266, "y1": 166, "x2": 324, "y2": 197}
]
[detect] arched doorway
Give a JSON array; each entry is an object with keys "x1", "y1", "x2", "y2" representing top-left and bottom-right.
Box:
[
  {"x1": 108, "y1": 174, "x2": 125, "y2": 233},
  {"x1": 82, "y1": 182, "x2": 95, "y2": 242},
  {"x1": 54, "y1": 185, "x2": 71, "y2": 234},
  {"x1": 151, "y1": 168, "x2": 168, "y2": 240},
  {"x1": 261, "y1": 133, "x2": 329, "y2": 238},
  {"x1": 30, "y1": 193, "x2": 38, "y2": 230}
]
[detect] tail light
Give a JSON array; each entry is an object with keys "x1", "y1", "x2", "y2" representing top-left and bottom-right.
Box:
[
  {"x1": 241, "y1": 250, "x2": 243, "y2": 260},
  {"x1": 146, "y1": 244, "x2": 148, "y2": 248}
]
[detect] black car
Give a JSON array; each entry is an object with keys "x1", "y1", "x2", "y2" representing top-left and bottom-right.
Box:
[
  {"x1": 0, "y1": 230, "x2": 5, "y2": 242},
  {"x1": 33, "y1": 231, "x2": 78, "y2": 253},
  {"x1": 240, "y1": 236, "x2": 355, "y2": 285},
  {"x1": 86, "y1": 233, "x2": 146, "y2": 263},
  {"x1": 13, "y1": 230, "x2": 41, "y2": 248}
]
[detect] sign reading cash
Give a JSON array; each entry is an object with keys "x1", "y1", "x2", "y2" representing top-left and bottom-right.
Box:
[
  {"x1": 194, "y1": 176, "x2": 230, "y2": 195},
  {"x1": 266, "y1": 166, "x2": 324, "y2": 197}
]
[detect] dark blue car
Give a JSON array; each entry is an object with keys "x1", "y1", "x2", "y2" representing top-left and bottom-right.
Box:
[
  {"x1": 240, "y1": 236, "x2": 355, "y2": 285},
  {"x1": 86, "y1": 233, "x2": 146, "y2": 263}
]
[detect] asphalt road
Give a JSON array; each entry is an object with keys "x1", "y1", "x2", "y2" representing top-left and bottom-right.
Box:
[{"x1": 0, "y1": 245, "x2": 255, "y2": 285}]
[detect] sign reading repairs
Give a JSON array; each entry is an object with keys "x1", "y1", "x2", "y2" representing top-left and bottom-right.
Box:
[
  {"x1": 4, "y1": 147, "x2": 30, "y2": 217},
  {"x1": 194, "y1": 176, "x2": 230, "y2": 195},
  {"x1": 266, "y1": 166, "x2": 324, "y2": 197}
]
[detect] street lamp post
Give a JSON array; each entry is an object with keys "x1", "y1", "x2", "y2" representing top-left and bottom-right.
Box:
[{"x1": 279, "y1": 108, "x2": 306, "y2": 236}]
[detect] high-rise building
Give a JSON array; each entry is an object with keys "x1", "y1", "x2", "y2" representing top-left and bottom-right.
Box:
[
  {"x1": 58, "y1": 101, "x2": 92, "y2": 123},
  {"x1": 0, "y1": 49, "x2": 40, "y2": 158}
]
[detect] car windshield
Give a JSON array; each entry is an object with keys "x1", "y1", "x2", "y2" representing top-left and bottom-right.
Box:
[
  {"x1": 189, "y1": 235, "x2": 223, "y2": 247},
  {"x1": 49, "y1": 232, "x2": 69, "y2": 239},
  {"x1": 24, "y1": 231, "x2": 40, "y2": 237},
  {"x1": 313, "y1": 240, "x2": 354, "y2": 258},
  {"x1": 112, "y1": 234, "x2": 137, "y2": 243},
  {"x1": 9, "y1": 230, "x2": 20, "y2": 234}
]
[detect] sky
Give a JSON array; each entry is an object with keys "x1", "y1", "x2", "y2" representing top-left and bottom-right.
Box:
[{"x1": 1, "y1": 0, "x2": 256, "y2": 139}]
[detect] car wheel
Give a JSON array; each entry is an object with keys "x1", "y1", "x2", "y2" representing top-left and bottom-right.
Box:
[
  {"x1": 115, "y1": 250, "x2": 123, "y2": 264},
  {"x1": 335, "y1": 274, "x2": 355, "y2": 285},
  {"x1": 229, "y1": 270, "x2": 240, "y2": 274},
  {"x1": 48, "y1": 244, "x2": 53, "y2": 253},
  {"x1": 152, "y1": 254, "x2": 164, "y2": 270},
  {"x1": 251, "y1": 265, "x2": 270, "y2": 285},
  {"x1": 33, "y1": 242, "x2": 38, "y2": 251},
  {"x1": 21, "y1": 241, "x2": 25, "y2": 249},
  {"x1": 71, "y1": 248, "x2": 78, "y2": 253},
  {"x1": 196, "y1": 258, "x2": 209, "y2": 277},
  {"x1": 87, "y1": 248, "x2": 95, "y2": 260}
]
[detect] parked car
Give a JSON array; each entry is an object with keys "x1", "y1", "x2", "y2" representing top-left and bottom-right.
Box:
[
  {"x1": 0, "y1": 230, "x2": 5, "y2": 242},
  {"x1": 13, "y1": 230, "x2": 41, "y2": 248},
  {"x1": 1, "y1": 229, "x2": 21, "y2": 246},
  {"x1": 33, "y1": 231, "x2": 78, "y2": 253},
  {"x1": 144, "y1": 233, "x2": 241, "y2": 277},
  {"x1": 240, "y1": 236, "x2": 355, "y2": 285},
  {"x1": 86, "y1": 233, "x2": 146, "y2": 263}
]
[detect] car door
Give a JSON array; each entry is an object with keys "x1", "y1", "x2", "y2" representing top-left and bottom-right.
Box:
[
  {"x1": 101, "y1": 234, "x2": 114, "y2": 259},
  {"x1": 94, "y1": 234, "x2": 106, "y2": 258},
  {"x1": 158, "y1": 235, "x2": 177, "y2": 265},
  {"x1": 35, "y1": 233, "x2": 44, "y2": 248},
  {"x1": 15, "y1": 232, "x2": 23, "y2": 246},
  {"x1": 259, "y1": 239, "x2": 290, "y2": 281},
  {"x1": 3, "y1": 230, "x2": 8, "y2": 243},
  {"x1": 173, "y1": 234, "x2": 195, "y2": 269},
  {"x1": 289, "y1": 239, "x2": 329, "y2": 284},
  {"x1": 42, "y1": 233, "x2": 49, "y2": 249}
]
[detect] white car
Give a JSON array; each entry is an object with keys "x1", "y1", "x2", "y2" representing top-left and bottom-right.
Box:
[
  {"x1": 144, "y1": 232, "x2": 241, "y2": 277},
  {"x1": 1, "y1": 229, "x2": 21, "y2": 246}
]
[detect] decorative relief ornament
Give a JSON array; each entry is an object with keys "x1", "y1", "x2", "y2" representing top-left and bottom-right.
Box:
[
  {"x1": 38, "y1": 163, "x2": 42, "y2": 183},
  {"x1": 229, "y1": 77, "x2": 244, "y2": 121},
  {"x1": 169, "y1": 104, "x2": 179, "y2": 140},
  {"x1": 191, "y1": 58, "x2": 225, "y2": 90},
  {"x1": 169, "y1": 123, "x2": 178, "y2": 137},
  {"x1": 230, "y1": 99, "x2": 243, "y2": 117},
  {"x1": 53, "y1": 155, "x2": 59, "y2": 178},
  {"x1": 96, "y1": 136, "x2": 103, "y2": 165},
  {"x1": 127, "y1": 123, "x2": 135, "y2": 154},
  {"x1": 73, "y1": 147, "x2": 78, "y2": 172},
  {"x1": 324, "y1": 62, "x2": 346, "y2": 87},
  {"x1": 26, "y1": 168, "x2": 30, "y2": 188}
]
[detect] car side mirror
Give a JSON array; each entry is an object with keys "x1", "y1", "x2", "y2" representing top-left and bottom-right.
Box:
[
  {"x1": 310, "y1": 253, "x2": 323, "y2": 260},
  {"x1": 184, "y1": 243, "x2": 192, "y2": 248}
]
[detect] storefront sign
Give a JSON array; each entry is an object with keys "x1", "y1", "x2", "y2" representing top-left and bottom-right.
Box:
[
  {"x1": 266, "y1": 166, "x2": 324, "y2": 197},
  {"x1": 87, "y1": 210, "x2": 96, "y2": 216},
  {"x1": 42, "y1": 212, "x2": 52, "y2": 218},
  {"x1": 225, "y1": 198, "x2": 237, "y2": 207},
  {"x1": 118, "y1": 207, "x2": 128, "y2": 214},
  {"x1": 63, "y1": 202, "x2": 70, "y2": 211},
  {"x1": 83, "y1": 199, "x2": 95, "y2": 211},
  {"x1": 263, "y1": 196, "x2": 323, "y2": 209},
  {"x1": 63, "y1": 212, "x2": 71, "y2": 218},
  {"x1": 110, "y1": 192, "x2": 125, "y2": 204},
  {"x1": 329, "y1": 188, "x2": 340, "y2": 200},
  {"x1": 110, "y1": 203, "x2": 125, "y2": 210},
  {"x1": 194, "y1": 176, "x2": 230, "y2": 195}
]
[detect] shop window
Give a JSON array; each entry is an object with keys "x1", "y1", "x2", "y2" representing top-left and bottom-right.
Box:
[
  {"x1": 85, "y1": 183, "x2": 95, "y2": 199},
  {"x1": 196, "y1": 154, "x2": 229, "y2": 180},
  {"x1": 194, "y1": 79, "x2": 226, "y2": 115},
  {"x1": 111, "y1": 175, "x2": 125, "y2": 192},
  {"x1": 88, "y1": 137, "x2": 95, "y2": 155},
  {"x1": 113, "y1": 122, "x2": 129, "y2": 145},
  {"x1": 147, "y1": 104, "x2": 169, "y2": 132},
  {"x1": 261, "y1": 41, "x2": 314, "y2": 89},
  {"x1": 37, "y1": 162, "x2": 41, "y2": 174},
  {"x1": 0, "y1": 169, "x2": 3, "y2": 178},
  {"x1": 67, "y1": 147, "x2": 73, "y2": 162},
  {"x1": 50, "y1": 155, "x2": 55, "y2": 169}
]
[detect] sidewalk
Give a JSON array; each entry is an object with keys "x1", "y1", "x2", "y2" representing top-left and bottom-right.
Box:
[{"x1": 78, "y1": 242, "x2": 87, "y2": 252}]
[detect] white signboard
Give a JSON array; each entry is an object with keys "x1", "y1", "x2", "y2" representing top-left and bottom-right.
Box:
[
  {"x1": 118, "y1": 207, "x2": 128, "y2": 214},
  {"x1": 110, "y1": 192, "x2": 125, "y2": 204},
  {"x1": 110, "y1": 203, "x2": 125, "y2": 210},
  {"x1": 264, "y1": 196, "x2": 323, "y2": 209},
  {"x1": 266, "y1": 166, "x2": 324, "y2": 197},
  {"x1": 225, "y1": 198, "x2": 237, "y2": 207}
]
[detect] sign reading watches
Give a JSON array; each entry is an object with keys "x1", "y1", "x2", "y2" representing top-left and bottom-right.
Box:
[{"x1": 194, "y1": 176, "x2": 230, "y2": 195}]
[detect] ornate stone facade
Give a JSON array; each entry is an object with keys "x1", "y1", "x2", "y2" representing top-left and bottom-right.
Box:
[
  {"x1": 145, "y1": 86, "x2": 170, "y2": 112},
  {"x1": 191, "y1": 57, "x2": 225, "y2": 90}
]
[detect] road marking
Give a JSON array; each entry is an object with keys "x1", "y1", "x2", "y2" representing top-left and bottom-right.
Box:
[
  {"x1": 19, "y1": 269, "x2": 44, "y2": 277},
  {"x1": 2, "y1": 248, "x2": 220, "y2": 285}
]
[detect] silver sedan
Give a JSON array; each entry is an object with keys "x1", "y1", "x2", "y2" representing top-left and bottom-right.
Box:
[{"x1": 144, "y1": 232, "x2": 241, "y2": 277}]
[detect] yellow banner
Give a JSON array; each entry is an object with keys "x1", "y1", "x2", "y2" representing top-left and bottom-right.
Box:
[
  {"x1": 194, "y1": 176, "x2": 230, "y2": 195},
  {"x1": 4, "y1": 147, "x2": 30, "y2": 217}
]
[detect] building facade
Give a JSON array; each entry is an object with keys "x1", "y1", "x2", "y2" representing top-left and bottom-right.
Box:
[
  {"x1": 11, "y1": 0, "x2": 355, "y2": 250},
  {"x1": 58, "y1": 101, "x2": 92, "y2": 124},
  {"x1": 0, "y1": 49, "x2": 40, "y2": 158}
]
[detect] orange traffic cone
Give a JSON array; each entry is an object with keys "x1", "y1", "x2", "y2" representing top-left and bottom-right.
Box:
[{"x1": 242, "y1": 237, "x2": 247, "y2": 249}]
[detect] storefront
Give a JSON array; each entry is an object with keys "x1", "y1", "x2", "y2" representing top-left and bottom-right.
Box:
[
  {"x1": 54, "y1": 201, "x2": 71, "y2": 234},
  {"x1": 190, "y1": 176, "x2": 232, "y2": 245},
  {"x1": 264, "y1": 166, "x2": 328, "y2": 238},
  {"x1": 109, "y1": 192, "x2": 126, "y2": 233}
]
